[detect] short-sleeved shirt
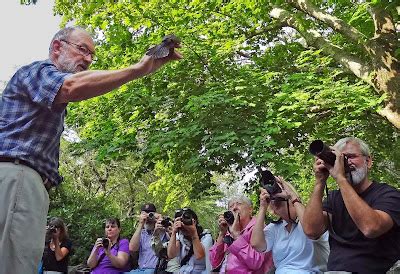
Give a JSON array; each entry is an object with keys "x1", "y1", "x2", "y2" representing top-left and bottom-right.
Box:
[
  {"x1": 264, "y1": 221, "x2": 329, "y2": 273},
  {"x1": 42, "y1": 239, "x2": 72, "y2": 273},
  {"x1": 138, "y1": 229, "x2": 167, "y2": 269},
  {"x1": 323, "y1": 181, "x2": 400, "y2": 273},
  {"x1": 178, "y1": 232, "x2": 213, "y2": 274},
  {"x1": 0, "y1": 59, "x2": 70, "y2": 186},
  {"x1": 91, "y1": 238, "x2": 130, "y2": 274}
]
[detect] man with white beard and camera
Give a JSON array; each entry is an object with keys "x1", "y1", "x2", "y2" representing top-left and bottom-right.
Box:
[
  {"x1": 303, "y1": 137, "x2": 400, "y2": 273},
  {"x1": 127, "y1": 203, "x2": 168, "y2": 274}
]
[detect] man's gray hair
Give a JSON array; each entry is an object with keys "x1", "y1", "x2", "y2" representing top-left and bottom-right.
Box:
[
  {"x1": 334, "y1": 137, "x2": 371, "y2": 156},
  {"x1": 49, "y1": 26, "x2": 89, "y2": 53},
  {"x1": 228, "y1": 195, "x2": 252, "y2": 208}
]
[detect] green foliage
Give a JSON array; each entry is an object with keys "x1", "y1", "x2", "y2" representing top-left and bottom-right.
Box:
[{"x1": 48, "y1": 1, "x2": 400, "y2": 263}]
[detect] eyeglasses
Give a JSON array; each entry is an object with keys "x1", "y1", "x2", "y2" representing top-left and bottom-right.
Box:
[
  {"x1": 344, "y1": 153, "x2": 366, "y2": 160},
  {"x1": 61, "y1": 39, "x2": 95, "y2": 59}
]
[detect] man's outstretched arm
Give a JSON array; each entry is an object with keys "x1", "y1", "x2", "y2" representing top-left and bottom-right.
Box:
[{"x1": 54, "y1": 53, "x2": 181, "y2": 104}]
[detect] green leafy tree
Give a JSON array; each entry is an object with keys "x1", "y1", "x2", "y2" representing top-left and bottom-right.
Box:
[{"x1": 53, "y1": 0, "x2": 399, "y2": 192}]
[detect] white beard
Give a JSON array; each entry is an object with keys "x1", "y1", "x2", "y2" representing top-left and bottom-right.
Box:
[
  {"x1": 348, "y1": 162, "x2": 368, "y2": 185},
  {"x1": 58, "y1": 51, "x2": 79, "y2": 73}
]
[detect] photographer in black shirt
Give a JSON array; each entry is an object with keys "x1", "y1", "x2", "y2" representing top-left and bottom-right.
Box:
[
  {"x1": 42, "y1": 217, "x2": 72, "y2": 274},
  {"x1": 303, "y1": 137, "x2": 400, "y2": 273}
]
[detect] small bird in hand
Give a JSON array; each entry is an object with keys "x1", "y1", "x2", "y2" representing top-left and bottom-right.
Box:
[{"x1": 146, "y1": 34, "x2": 181, "y2": 59}]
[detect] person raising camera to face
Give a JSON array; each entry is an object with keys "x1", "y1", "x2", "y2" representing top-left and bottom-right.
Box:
[
  {"x1": 251, "y1": 176, "x2": 329, "y2": 273},
  {"x1": 150, "y1": 216, "x2": 181, "y2": 273},
  {"x1": 127, "y1": 203, "x2": 168, "y2": 274},
  {"x1": 209, "y1": 195, "x2": 273, "y2": 273},
  {"x1": 167, "y1": 208, "x2": 213, "y2": 274},
  {"x1": 87, "y1": 218, "x2": 130, "y2": 274},
  {"x1": 41, "y1": 217, "x2": 72, "y2": 274},
  {"x1": 303, "y1": 137, "x2": 400, "y2": 273}
]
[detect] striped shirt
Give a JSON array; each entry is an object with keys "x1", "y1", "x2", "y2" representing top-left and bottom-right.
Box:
[{"x1": 0, "y1": 59, "x2": 71, "y2": 186}]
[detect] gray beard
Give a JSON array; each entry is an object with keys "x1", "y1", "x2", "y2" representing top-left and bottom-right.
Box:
[
  {"x1": 144, "y1": 223, "x2": 155, "y2": 231},
  {"x1": 348, "y1": 164, "x2": 368, "y2": 185},
  {"x1": 58, "y1": 52, "x2": 78, "y2": 73}
]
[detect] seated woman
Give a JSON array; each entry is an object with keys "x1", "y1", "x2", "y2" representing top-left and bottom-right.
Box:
[
  {"x1": 42, "y1": 217, "x2": 72, "y2": 274},
  {"x1": 87, "y1": 218, "x2": 130, "y2": 274},
  {"x1": 251, "y1": 177, "x2": 329, "y2": 273},
  {"x1": 167, "y1": 208, "x2": 213, "y2": 274}
]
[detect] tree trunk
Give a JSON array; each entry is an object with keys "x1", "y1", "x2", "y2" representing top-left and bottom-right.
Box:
[{"x1": 270, "y1": 2, "x2": 400, "y2": 129}]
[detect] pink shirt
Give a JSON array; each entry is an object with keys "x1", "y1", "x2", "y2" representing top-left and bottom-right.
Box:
[{"x1": 209, "y1": 217, "x2": 273, "y2": 273}]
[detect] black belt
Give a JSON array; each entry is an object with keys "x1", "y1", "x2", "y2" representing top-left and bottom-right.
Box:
[{"x1": 0, "y1": 156, "x2": 53, "y2": 191}]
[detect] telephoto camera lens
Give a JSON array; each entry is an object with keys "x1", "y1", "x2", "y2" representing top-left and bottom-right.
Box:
[
  {"x1": 309, "y1": 140, "x2": 336, "y2": 166},
  {"x1": 309, "y1": 140, "x2": 351, "y2": 173}
]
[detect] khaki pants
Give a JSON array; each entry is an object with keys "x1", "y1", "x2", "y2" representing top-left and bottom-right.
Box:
[{"x1": 0, "y1": 162, "x2": 49, "y2": 274}]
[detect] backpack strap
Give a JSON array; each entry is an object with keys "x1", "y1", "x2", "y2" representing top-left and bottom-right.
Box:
[{"x1": 180, "y1": 232, "x2": 212, "y2": 267}]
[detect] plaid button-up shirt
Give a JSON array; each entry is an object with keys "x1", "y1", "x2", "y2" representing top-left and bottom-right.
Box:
[{"x1": 0, "y1": 59, "x2": 71, "y2": 186}]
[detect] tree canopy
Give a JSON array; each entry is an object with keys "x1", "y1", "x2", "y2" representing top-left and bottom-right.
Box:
[{"x1": 44, "y1": 0, "x2": 400, "y2": 265}]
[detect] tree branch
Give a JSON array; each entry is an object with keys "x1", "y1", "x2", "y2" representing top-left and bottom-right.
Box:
[
  {"x1": 377, "y1": 102, "x2": 400, "y2": 129},
  {"x1": 287, "y1": 0, "x2": 366, "y2": 43},
  {"x1": 243, "y1": 23, "x2": 286, "y2": 40},
  {"x1": 270, "y1": 7, "x2": 373, "y2": 83},
  {"x1": 367, "y1": 5, "x2": 399, "y2": 68},
  {"x1": 236, "y1": 51, "x2": 251, "y2": 58}
]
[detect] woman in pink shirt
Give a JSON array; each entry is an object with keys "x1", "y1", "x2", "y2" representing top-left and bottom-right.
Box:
[{"x1": 209, "y1": 195, "x2": 273, "y2": 273}]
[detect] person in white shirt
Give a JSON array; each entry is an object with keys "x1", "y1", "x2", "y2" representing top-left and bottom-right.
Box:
[{"x1": 251, "y1": 175, "x2": 329, "y2": 273}]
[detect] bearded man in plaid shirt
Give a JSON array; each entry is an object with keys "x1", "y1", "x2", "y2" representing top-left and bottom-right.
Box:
[{"x1": 0, "y1": 26, "x2": 181, "y2": 274}]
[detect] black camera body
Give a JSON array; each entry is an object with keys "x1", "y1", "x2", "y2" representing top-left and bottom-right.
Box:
[
  {"x1": 223, "y1": 211, "x2": 234, "y2": 225},
  {"x1": 174, "y1": 209, "x2": 194, "y2": 225},
  {"x1": 102, "y1": 238, "x2": 110, "y2": 249},
  {"x1": 223, "y1": 235, "x2": 234, "y2": 246},
  {"x1": 309, "y1": 140, "x2": 350, "y2": 173},
  {"x1": 260, "y1": 170, "x2": 282, "y2": 198},
  {"x1": 48, "y1": 225, "x2": 57, "y2": 233},
  {"x1": 161, "y1": 217, "x2": 172, "y2": 228},
  {"x1": 45, "y1": 226, "x2": 56, "y2": 245}
]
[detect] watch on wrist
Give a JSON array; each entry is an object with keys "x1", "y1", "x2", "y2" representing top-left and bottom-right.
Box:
[{"x1": 291, "y1": 197, "x2": 302, "y2": 205}]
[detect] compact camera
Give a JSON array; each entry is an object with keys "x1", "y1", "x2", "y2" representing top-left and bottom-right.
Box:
[{"x1": 102, "y1": 238, "x2": 110, "y2": 249}]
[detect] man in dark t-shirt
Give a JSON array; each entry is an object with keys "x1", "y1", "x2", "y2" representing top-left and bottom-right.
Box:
[{"x1": 303, "y1": 137, "x2": 400, "y2": 273}]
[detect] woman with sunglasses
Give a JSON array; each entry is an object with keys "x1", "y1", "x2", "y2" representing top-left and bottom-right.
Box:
[
  {"x1": 251, "y1": 177, "x2": 329, "y2": 273},
  {"x1": 87, "y1": 218, "x2": 130, "y2": 274},
  {"x1": 41, "y1": 217, "x2": 72, "y2": 274}
]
